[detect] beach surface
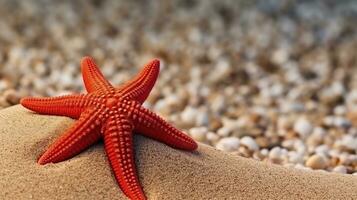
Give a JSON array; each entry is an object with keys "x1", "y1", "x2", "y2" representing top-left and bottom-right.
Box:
[{"x1": 1, "y1": 105, "x2": 357, "y2": 200}]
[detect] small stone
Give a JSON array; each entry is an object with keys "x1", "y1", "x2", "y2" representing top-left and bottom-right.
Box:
[
  {"x1": 323, "y1": 116, "x2": 335, "y2": 127},
  {"x1": 314, "y1": 145, "x2": 329, "y2": 155},
  {"x1": 255, "y1": 137, "x2": 270, "y2": 148},
  {"x1": 234, "y1": 146, "x2": 250, "y2": 157},
  {"x1": 334, "y1": 105, "x2": 346, "y2": 116},
  {"x1": 240, "y1": 136, "x2": 259, "y2": 151},
  {"x1": 339, "y1": 135, "x2": 357, "y2": 151},
  {"x1": 288, "y1": 152, "x2": 304, "y2": 164},
  {"x1": 206, "y1": 132, "x2": 219, "y2": 144},
  {"x1": 269, "y1": 147, "x2": 282, "y2": 162},
  {"x1": 293, "y1": 117, "x2": 313, "y2": 138},
  {"x1": 189, "y1": 127, "x2": 208, "y2": 142},
  {"x1": 210, "y1": 95, "x2": 226, "y2": 114},
  {"x1": 295, "y1": 163, "x2": 312, "y2": 171},
  {"x1": 3, "y1": 89, "x2": 21, "y2": 105},
  {"x1": 305, "y1": 154, "x2": 328, "y2": 170},
  {"x1": 215, "y1": 137, "x2": 240, "y2": 152},
  {"x1": 260, "y1": 149, "x2": 269, "y2": 156},
  {"x1": 209, "y1": 117, "x2": 223, "y2": 130},
  {"x1": 0, "y1": 96, "x2": 10, "y2": 107},
  {"x1": 217, "y1": 126, "x2": 231, "y2": 137},
  {"x1": 180, "y1": 106, "x2": 197, "y2": 125},
  {"x1": 332, "y1": 165, "x2": 347, "y2": 174},
  {"x1": 195, "y1": 109, "x2": 209, "y2": 126},
  {"x1": 333, "y1": 116, "x2": 351, "y2": 129}
]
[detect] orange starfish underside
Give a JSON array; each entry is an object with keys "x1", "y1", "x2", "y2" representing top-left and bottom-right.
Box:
[{"x1": 21, "y1": 56, "x2": 198, "y2": 200}]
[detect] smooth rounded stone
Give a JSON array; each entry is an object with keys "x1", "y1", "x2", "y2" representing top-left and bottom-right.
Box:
[
  {"x1": 195, "y1": 108, "x2": 209, "y2": 126},
  {"x1": 332, "y1": 166, "x2": 347, "y2": 174},
  {"x1": 3, "y1": 89, "x2": 21, "y2": 105},
  {"x1": 292, "y1": 140, "x2": 307, "y2": 155},
  {"x1": 277, "y1": 116, "x2": 294, "y2": 130},
  {"x1": 210, "y1": 96, "x2": 226, "y2": 114},
  {"x1": 282, "y1": 139, "x2": 295, "y2": 149},
  {"x1": 272, "y1": 48, "x2": 289, "y2": 65},
  {"x1": 294, "y1": 163, "x2": 312, "y2": 171},
  {"x1": 305, "y1": 154, "x2": 328, "y2": 170},
  {"x1": 208, "y1": 59, "x2": 231, "y2": 83},
  {"x1": 288, "y1": 152, "x2": 304, "y2": 164},
  {"x1": 206, "y1": 132, "x2": 219, "y2": 144},
  {"x1": 307, "y1": 127, "x2": 326, "y2": 147},
  {"x1": 240, "y1": 136, "x2": 259, "y2": 151},
  {"x1": 0, "y1": 79, "x2": 10, "y2": 92},
  {"x1": 255, "y1": 137, "x2": 270, "y2": 148},
  {"x1": 259, "y1": 149, "x2": 268, "y2": 159},
  {"x1": 189, "y1": 127, "x2": 208, "y2": 142},
  {"x1": 338, "y1": 135, "x2": 357, "y2": 151},
  {"x1": 164, "y1": 94, "x2": 181, "y2": 108},
  {"x1": 293, "y1": 117, "x2": 313, "y2": 138},
  {"x1": 215, "y1": 137, "x2": 240, "y2": 152},
  {"x1": 180, "y1": 106, "x2": 198, "y2": 125},
  {"x1": 280, "y1": 101, "x2": 305, "y2": 113},
  {"x1": 323, "y1": 116, "x2": 335, "y2": 127},
  {"x1": 217, "y1": 126, "x2": 231, "y2": 137},
  {"x1": 0, "y1": 96, "x2": 10, "y2": 107},
  {"x1": 218, "y1": 118, "x2": 240, "y2": 137},
  {"x1": 269, "y1": 147, "x2": 284, "y2": 163},
  {"x1": 333, "y1": 116, "x2": 351, "y2": 129},
  {"x1": 334, "y1": 105, "x2": 347, "y2": 116},
  {"x1": 349, "y1": 111, "x2": 357, "y2": 127},
  {"x1": 338, "y1": 154, "x2": 351, "y2": 165},
  {"x1": 314, "y1": 145, "x2": 329, "y2": 155},
  {"x1": 152, "y1": 99, "x2": 168, "y2": 113}
]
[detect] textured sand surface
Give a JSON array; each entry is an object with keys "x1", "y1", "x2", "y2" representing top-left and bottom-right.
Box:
[{"x1": 1, "y1": 105, "x2": 357, "y2": 200}]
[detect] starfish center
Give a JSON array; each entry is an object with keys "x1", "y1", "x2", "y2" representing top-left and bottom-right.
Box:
[{"x1": 106, "y1": 97, "x2": 118, "y2": 108}]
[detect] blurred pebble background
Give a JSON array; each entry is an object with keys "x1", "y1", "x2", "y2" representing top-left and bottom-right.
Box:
[{"x1": 0, "y1": 0, "x2": 357, "y2": 174}]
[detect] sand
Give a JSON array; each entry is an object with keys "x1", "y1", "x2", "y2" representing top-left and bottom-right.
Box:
[{"x1": 0, "y1": 105, "x2": 357, "y2": 200}]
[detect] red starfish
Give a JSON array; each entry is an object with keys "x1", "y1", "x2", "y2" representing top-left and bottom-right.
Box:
[{"x1": 20, "y1": 56, "x2": 198, "y2": 200}]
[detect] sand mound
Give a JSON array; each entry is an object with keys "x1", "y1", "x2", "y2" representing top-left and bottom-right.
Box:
[{"x1": 0, "y1": 105, "x2": 357, "y2": 199}]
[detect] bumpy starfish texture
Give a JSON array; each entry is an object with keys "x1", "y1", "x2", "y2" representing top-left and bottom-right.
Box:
[{"x1": 20, "y1": 56, "x2": 198, "y2": 200}]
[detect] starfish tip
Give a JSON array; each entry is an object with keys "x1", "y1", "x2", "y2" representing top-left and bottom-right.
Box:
[
  {"x1": 145, "y1": 58, "x2": 160, "y2": 74},
  {"x1": 37, "y1": 157, "x2": 47, "y2": 165},
  {"x1": 151, "y1": 58, "x2": 160, "y2": 67},
  {"x1": 80, "y1": 56, "x2": 96, "y2": 66}
]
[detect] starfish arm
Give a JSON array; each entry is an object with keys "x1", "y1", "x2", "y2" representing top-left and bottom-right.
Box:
[
  {"x1": 103, "y1": 116, "x2": 146, "y2": 200},
  {"x1": 38, "y1": 107, "x2": 105, "y2": 164},
  {"x1": 81, "y1": 56, "x2": 114, "y2": 93},
  {"x1": 20, "y1": 94, "x2": 90, "y2": 119},
  {"x1": 131, "y1": 105, "x2": 198, "y2": 150},
  {"x1": 120, "y1": 59, "x2": 160, "y2": 104}
]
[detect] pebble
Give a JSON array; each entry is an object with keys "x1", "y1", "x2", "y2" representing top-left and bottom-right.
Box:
[
  {"x1": 206, "y1": 132, "x2": 220, "y2": 144},
  {"x1": 339, "y1": 135, "x2": 357, "y2": 151},
  {"x1": 217, "y1": 126, "x2": 231, "y2": 137},
  {"x1": 305, "y1": 154, "x2": 328, "y2": 170},
  {"x1": 215, "y1": 137, "x2": 240, "y2": 152},
  {"x1": 269, "y1": 147, "x2": 283, "y2": 163},
  {"x1": 3, "y1": 89, "x2": 21, "y2": 105},
  {"x1": 189, "y1": 127, "x2": 208, "y2": 142},
  {"x1": 288, "y1": 152, "x2": 304, "y2": 164},
  {"x1": 240, "y1": 136, "x2": 259, "y2": 151},
  {"x1": 293, "y1": 117, "x2": 313, "y2": 138},
  {"x1": 332, "y1": 166, "x2": 347, "y2": 174},
  {"x1": 180, "y1": 106, "x2": 197, "y2": 125}
]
